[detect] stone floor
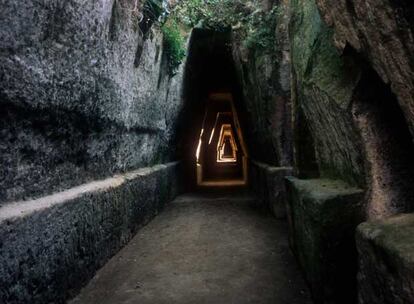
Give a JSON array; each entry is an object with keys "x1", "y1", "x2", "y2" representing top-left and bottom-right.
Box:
[{"x1": 70, "y1": 191, "x2": 312, "y2": 304}]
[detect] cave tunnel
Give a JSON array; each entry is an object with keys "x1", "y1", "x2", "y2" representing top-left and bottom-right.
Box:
[
  {"x1": 3, "y1": 0, "x2": 414, "y2": 303},
  {"x1": 176, "y1": 29, "x2": 250, "y2": 190}
]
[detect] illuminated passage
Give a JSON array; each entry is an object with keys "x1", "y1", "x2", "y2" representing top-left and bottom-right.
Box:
[{"x1": 196, "y1": 92, "x2": 248, "y2": 186}]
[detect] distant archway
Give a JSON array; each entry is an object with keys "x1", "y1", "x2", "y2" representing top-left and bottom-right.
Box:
[
  {"x1": 195, "y1": 93, "x2": 248, "y2": 186},
  {"x1": 175, "y1": 29, "x2": 249, "y2": 190}
]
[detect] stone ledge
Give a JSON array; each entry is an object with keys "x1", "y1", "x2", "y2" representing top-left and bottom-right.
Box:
[
  {"x1": 0, "y1": 162, "x2": 178, "y2": 223},
  {"x1": 0, "y1": 162, "x2": 181, "y2": 304},
  {"x1": 285, "y1": 177, "x2": 364, "y2": 304},
  {"x1": 357, "y1": 214, "x2": 414, "y2": 304},
  {"x1": 250, "y1": 160, "x2": 293, "y2": 219}
]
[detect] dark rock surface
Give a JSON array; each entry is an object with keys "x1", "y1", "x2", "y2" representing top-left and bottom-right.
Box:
[
  {"x1": 2, "y1": 1, "x2": 414, "y2": 304},
  {"x1": 289, "y1": 0, "x2": 365, "y2": 186},
  {"x1": 285, "y1": 177, "x2": 364, "y2": 304},
  {"x1": 232, "y1": 2, "x2": 293, "y2": 167},
  {"x1": 315, "y1": 0, "x2": 414, "y2": 136},
  {"x1": 250, "y1": 160, "x2": 293, "y2": 219},
  {"x1": 288, "y1": 0, "x2": 414, "y2": 219},
  {"x1": 70, "y1": 191, "x2": 312, "y2": 304},
  {"x1": 0, "y1": 0, "x2": 186, "y2": 203},
  {"x1": 351, "y1": 67, "x2": 414, "y2": 219},
  {"x1": 357, "y1": 214, "x2": 414, "y2": 304},
  {"x1": 0, "y1": 162, "x2": 181, "y2": 304},
  {"x1": 308, "y1": 0, "x2": 414, "y2": 221}
]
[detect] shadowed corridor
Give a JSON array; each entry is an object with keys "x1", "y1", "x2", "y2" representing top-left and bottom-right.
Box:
[
  {"x1": 70, "y1": 191, "x2": 312, "y2": 304},
  {"x1": 2, "y1": 1, "x2": 414, "y2": 303}
]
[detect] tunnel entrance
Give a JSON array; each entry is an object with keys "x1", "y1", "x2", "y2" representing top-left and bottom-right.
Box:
[
  {"x1": 177, "y1": 29, "x2": 249, "y2": 190},
  {"x1": 195, "y1": 92, "x2": 248, "y2": 186}
]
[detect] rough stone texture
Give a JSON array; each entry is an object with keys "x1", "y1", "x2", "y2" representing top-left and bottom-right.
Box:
[
  {"x1": 289, "y1": 0, "x2": 414, "y2": 222},
  {"x1": 289, "y1": 0, "x2": 365, "y2": 186},
  {"x1": 285, "y1": 177, "x2": 364, "y2": 304},
  {"x1": 351, "y1": 68, "x2": 414, "y2": 219},
  {"x1": 356, "y1": 214, "x2": 414, "y2": 304},
  {"x1": 0, "y1": 0, "x2": 186, "y2": 203},
  {"x1": 232, "y1": 1, "x2": 293, "y2": 167},
  {"x1": 250, "y1": 160, "x2": 293, "y2": 219},
  {"x1": 291, "y1": 0, "x2": 414, "y2": 219},
  {"x1": 0, "y1": 162, "x2": 181, "y2": 304},
  {"x1": 71, "y1": 191, "x2": 312, "y2": 304},
  {"x1": 315, "y1": 0, "x2": 414, "y2": 136}
]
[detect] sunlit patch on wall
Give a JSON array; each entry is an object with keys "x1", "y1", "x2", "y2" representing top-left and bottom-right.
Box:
[{"x1": 195, "y1": 128, "x2": 204, "y2": 162}]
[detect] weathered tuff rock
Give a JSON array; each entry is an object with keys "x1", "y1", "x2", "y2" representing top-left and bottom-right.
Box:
[
  {"x1": 0, "y1": 162, "x2": 181, "y2": 304},
  {"x1": 351, "y1": 67, "x2": 414, "y2": 219},
  {"x1": 285, "y1": 177, "x2": 364, "y2": 304},
  {"x1": 357, "y1": 214, "x2": 414, "y2": 304},
  {"x1": 250, "y1": 160, "x2": 293, "y2": 218},
  {"x1": 315, "y1": 0, "x2": 414, "y2": 135},
  {"x1": 0, "y1": 0, "x2": 186, "y2": 203},
  {"x1": 232, "y1": 2, "x2": 293, "y2": 167},
  {"x1": 312, "y1": 0, "x2": 414, "y2": 220},
  {"x1": 289, "y1": 0, "x2": 365, "y2": 187},
  {"x1": 290, "y1": 0, "x2": 414, "y2": 219}
]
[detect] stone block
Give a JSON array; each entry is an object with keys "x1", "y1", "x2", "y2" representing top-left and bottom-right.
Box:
[
  {"x1": 357, "y1": 214, "x2": 414, "y2": 304},
  {"x1": 250, "y1": 161, "x2": 293, "y2": 218},
  {"x1": 285, "y1": 177, "x2": 364, "y2": 304}
]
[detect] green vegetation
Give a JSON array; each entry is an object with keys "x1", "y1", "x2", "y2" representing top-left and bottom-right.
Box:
[
  {"x1": 242, "y1": 6, "x2": 281, "y2": 52},
  {"x1": 161, "y1": 20, "x2": 187, "y2": 75},
  {"x1": 170, "y1": 0, "x2": 282, "y2": 53},
  {"x1": 140, "y1": 0, "x2": 282, "y2": 75},
  {"x1": 172, "y1": 0, "x2": 244, "y2": 30},
  {"x1": 139, "y1": 0, "x2": 187, "y2": 75}
]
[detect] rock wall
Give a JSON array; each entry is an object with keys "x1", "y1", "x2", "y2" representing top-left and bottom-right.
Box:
[
  {"x1": 312, "y1": 0, "x2": 414, "y2": 221},
  {"x1": 0, "y1": 2, "x2": 186, "y2": 302},
  {"x1": 288, "y1": 0, "x2": 414, "y2": 219},
  {"x1": 289, "y1": 0, "x2": 365, "y2": 187},
  {"x1": 232, "y1": 1, "x2": 293, "y2": 167},
  {"x1": 315, "y1": 0, "x2": 414, "y2": 136},
  {"x1": 0, "y1": 0, "x2": 186, "y2": 203},
  {"x1": 0, "y1": 162, "x2": 181, "y2": 304},
  {"x1": 288, "y1": 0, "x2": 414, "y2": 218},
  {"x1": 288, "y1": 0, "x2": 414, "y2": 303}
]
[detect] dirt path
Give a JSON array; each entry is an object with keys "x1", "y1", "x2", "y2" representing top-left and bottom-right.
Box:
[{"x1": 70, "y1": 191, "x2": 312, "y2": 304}]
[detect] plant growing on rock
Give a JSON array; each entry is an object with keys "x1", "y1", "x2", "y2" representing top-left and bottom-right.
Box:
[
  {"x1": 161, "y1": 19, "x2": 187, "y2": 75},
  {"x1": 170, "y1": 0, "x2": 281, "y2": 54},
  {"x1": 243, "y1": 5, "x2": 281, "y2": 53},
  {"x1": 141, "y1": 0, "x2": 281, "y2": 75}
]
